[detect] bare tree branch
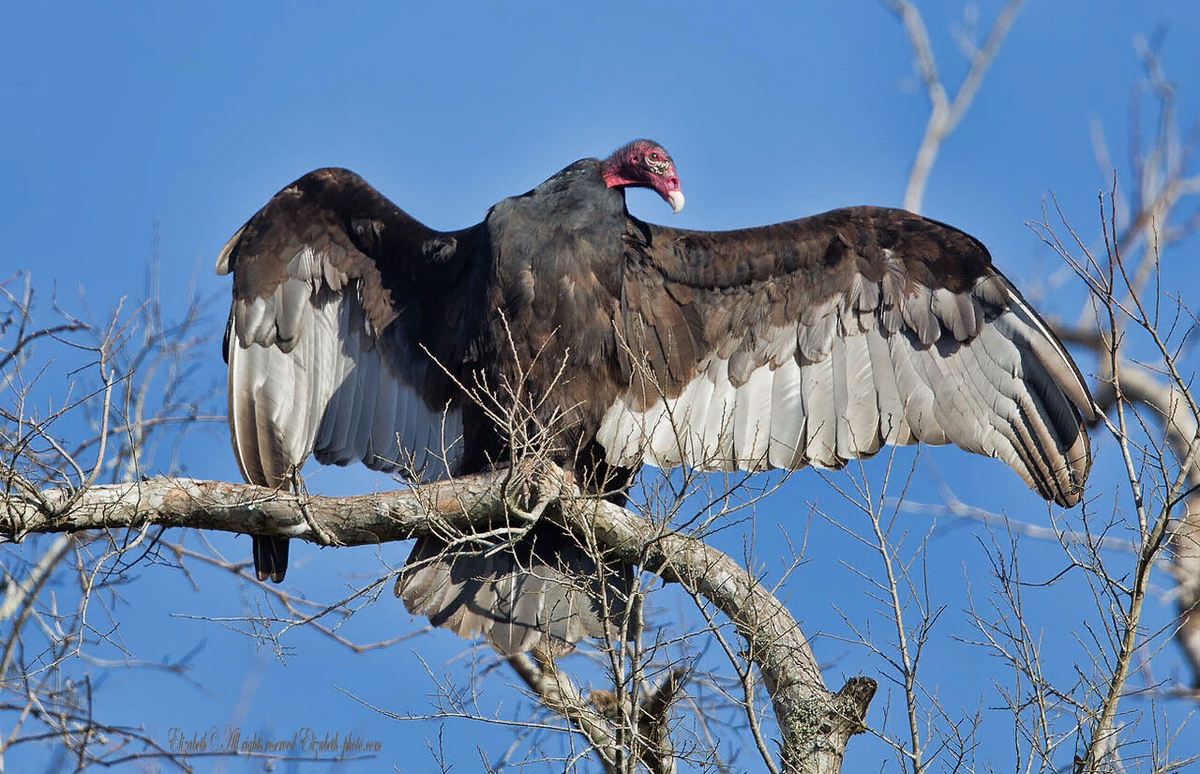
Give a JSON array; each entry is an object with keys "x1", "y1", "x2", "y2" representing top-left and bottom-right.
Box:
[
  {"x1": 4, "y1": 464, "x2": 876, "y2": 772},
  {"x1": 884, "y1": 0, "x2": 1026, "y2": 212}
]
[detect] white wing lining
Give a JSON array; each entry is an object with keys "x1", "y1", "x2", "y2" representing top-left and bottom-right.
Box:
[
  {"x1": 595, "y1": 274, "x2": 1091, "y2": 505},
  {"x1": 226, "y1": 246, "x2": 463, "y2": 488}
]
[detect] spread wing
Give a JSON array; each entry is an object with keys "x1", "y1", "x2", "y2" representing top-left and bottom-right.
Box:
[
  {"x1": 217, "y1": 168, "x2": 483, "y2": 492},
  {"x1": 597, "y1": 207, "x2": 1097, "y2": 506}
]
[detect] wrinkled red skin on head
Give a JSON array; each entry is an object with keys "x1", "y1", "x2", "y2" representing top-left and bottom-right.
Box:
[{"x1": 601, "y1": 139, "x2": 681, "y2": 208}]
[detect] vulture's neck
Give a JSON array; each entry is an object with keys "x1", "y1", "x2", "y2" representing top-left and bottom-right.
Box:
[{"x1": 599, "y1": 157, "x2": 639, "y2": 191}]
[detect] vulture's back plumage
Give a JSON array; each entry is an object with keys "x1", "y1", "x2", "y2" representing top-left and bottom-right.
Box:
[{"x1": 219, "y1": 140, "x2": 1095, "y2": 654}]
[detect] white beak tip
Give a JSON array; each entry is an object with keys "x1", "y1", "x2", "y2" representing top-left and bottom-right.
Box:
[{"x1": 668, "y1": 190, "x2": 685, "y2": 214}]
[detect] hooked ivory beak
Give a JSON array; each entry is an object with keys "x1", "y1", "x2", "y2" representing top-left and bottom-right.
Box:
[{"x1": 668, "y1": 190, "x2": 685, "y2": 214}]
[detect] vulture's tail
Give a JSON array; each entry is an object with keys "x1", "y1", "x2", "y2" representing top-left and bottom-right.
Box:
[{"x1": 395, "y1": 522, "x2": 637, "y2": 656}]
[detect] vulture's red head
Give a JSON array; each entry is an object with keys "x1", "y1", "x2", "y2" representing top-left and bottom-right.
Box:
[{"x1": 601, "y1": 139, "x2": 684, "y2": 214}]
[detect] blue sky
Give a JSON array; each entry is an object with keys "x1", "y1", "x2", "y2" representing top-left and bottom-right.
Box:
[{"x1": 4, "y1": 1, "x2": 1199, "y2": 771}]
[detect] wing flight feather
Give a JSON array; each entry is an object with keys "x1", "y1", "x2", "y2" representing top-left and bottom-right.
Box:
[
  {"x1": 598, "y1": 207, "x2": 1096, "y2": 506},
  {"x1": 219, "y1": 169, "x2": 471, "y2": 491}
]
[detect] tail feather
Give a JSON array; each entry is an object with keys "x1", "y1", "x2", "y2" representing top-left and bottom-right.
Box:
[{"x1": 396, "y1": 523, "x2": 636, "y2": 655}]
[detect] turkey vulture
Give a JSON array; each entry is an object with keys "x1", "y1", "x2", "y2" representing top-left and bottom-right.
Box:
[{"x1": 218, "y1": 139, "x2": 1096, "y2": 654}]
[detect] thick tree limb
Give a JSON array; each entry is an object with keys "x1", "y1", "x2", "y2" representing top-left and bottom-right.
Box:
[
  {"x1": 4, "y1": 466, "x2": 875, "y2": 772},
  {"x1": 544, "y1": 475, "x2": 875, "y2": 773},
  {"x1": 3, "y1": 472, "x2": 510, "y2": 545}
]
